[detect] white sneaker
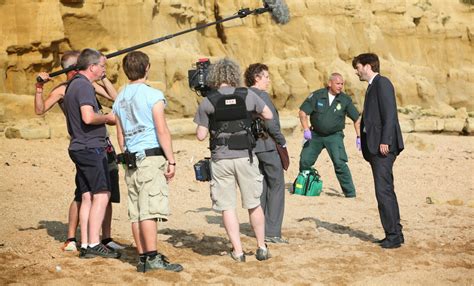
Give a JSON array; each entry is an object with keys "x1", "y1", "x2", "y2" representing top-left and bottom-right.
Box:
[
  {"x1": 62, "y1": 240, "x2": 77, "y2": 252},
  {"x1": 106, "y1": 240, "x2": 126, "y2": 250}
]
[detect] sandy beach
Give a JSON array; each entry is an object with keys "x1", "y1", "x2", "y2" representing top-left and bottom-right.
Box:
[{"x1": 0, "y1": 125, "x2": 473, "y2": 285}]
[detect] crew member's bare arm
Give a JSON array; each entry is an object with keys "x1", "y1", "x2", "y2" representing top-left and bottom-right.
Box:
[
  {"x1": 260, "y1": 105, "x2": 273, "y2": 120},
  {"x1": 152, "y1": 101, "x2": 176, "y2": 182},
  {"x1": 81, "y1": 105, "x2": 115, "y2": 125},
  {"x1": 115, "y1": 115, "x2": 125, "y2": 152},
  {"x1": 354, "y1": 117, "x2": 361, "y2": 137},
  {"x1": 298, "y1": 110, "x2": 310, "y2": 130},
  {"x1": 196, "y1": 126, "x2": 209, "y2": 141},
  {"x1": 34, "y1": 72, "x2": 65, "y2": 115},
  {"x1": 93, "y1": 77, "x2": 117, "y2": 100}
]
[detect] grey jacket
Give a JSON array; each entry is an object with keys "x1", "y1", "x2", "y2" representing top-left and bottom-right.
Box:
[{"x1": 250, "y1": 87, "x2": 286, "y2": 153}]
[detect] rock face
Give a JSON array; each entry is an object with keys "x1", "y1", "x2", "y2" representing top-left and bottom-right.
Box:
[{"x1": 0, "y1": 0, "x2": 473, "y2": 119}]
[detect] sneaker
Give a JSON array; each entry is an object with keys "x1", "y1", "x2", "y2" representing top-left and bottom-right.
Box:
[
  {"x1": 79, "y1": 247, "x2": 88, "y2": 259},
  {"x1": 256, "y1": 246, "x2": 271, "y2": 261},
  {"x1": 145, "y1": 254, "x2": 183, "y2": 272},
  {"x1": 136, "y1": 255, "x2": 148, "y2": 272},
  {"x1": 84, "y1": 243, "x2": 121, "y2": 259},
  {"x1": 137, "y1": 260, "x2": 146, "y2": 272},
  {"x1": 62, "y1": 240, "x2": 78, "y2": 251},
  {"x1": 105, "y1": 240, "x2": 126, "y2": 250},
  {"x1": 264, "y1": 236, "x2": 289, "y2": 244},
  {"x1": 230, "y1": 251, "x2": 246, "y2": 262}
]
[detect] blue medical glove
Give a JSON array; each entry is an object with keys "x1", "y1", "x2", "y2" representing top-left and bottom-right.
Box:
[{"x1": 356, "y1": 137, "x2": 361, "y2": 151}]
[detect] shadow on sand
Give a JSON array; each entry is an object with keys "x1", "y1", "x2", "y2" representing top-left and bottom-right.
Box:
[
  {"x1": 324, "y1": 187, "x2": 345, "y2": 197},
  {"x1": 19, "y1": 220, "x2": 71, "y2": 243},
  {"x1": 158, "y1": 228, "x2": 230, "y2": 256},
  {"x1": 298, "y1": 217, "x2": 376, "y2": 242}
]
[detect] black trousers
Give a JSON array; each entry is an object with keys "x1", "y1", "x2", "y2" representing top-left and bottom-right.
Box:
[{"x1": 368, "y1": 153, "x2": 403, "y2": 240}]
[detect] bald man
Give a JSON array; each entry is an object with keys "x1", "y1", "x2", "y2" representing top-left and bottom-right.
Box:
[{"x1": 298, "y1": 73, "x2": 361, "y2": 198}]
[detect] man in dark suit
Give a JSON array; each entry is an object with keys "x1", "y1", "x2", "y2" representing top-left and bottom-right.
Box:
[{"x1": 352, "y1": 53, "x2": 405, "y2": 249}]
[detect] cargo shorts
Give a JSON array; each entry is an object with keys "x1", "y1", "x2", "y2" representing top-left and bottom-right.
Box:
[
  {"x1": 125, "y1": 156, "x2": 169, "y2": 222},
  {"x1": 210, "y1": 156, "x2": 264, "y2": 211}
]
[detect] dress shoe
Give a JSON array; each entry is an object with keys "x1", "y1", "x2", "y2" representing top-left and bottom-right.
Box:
[
  {"x1": 380, "y1": 239, "x2": 402, "y2": 249},
  {"x1": 375, "y1": 234, "x2": 404, "y2": 244}
]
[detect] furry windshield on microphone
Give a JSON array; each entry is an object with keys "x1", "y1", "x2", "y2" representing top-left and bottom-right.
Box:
[{"x1": 263, "y1": 0, "x2": 290, "y2": 24}]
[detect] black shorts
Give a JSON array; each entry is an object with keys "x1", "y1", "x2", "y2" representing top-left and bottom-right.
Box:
[
  {"x1": 69, "y1": 148, "x2": 111, "y2": 200},
  {"x1": 107, "y1": 160, "x2": 121, "y2": 203}
]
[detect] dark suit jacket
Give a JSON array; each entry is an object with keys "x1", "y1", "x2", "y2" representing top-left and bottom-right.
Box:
[{"x1": 361, "y1": 74, "x2": 404, "y2": 161}]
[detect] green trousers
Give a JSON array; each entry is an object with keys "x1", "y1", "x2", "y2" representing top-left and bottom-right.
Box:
[{"x1": 299, "y1": 131, "x2": 356, "y2": 197}]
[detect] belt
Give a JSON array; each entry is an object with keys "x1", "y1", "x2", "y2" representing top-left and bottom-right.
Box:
[
  {"x1": 144, "y1": 147, "x2": 165, "y2": 157},
  {"x1": 117, "y1": 147, "x2": 166, "y2": 165},
  {"x1": 214, "y1": 137, "x2": 230, "y2": 146}
]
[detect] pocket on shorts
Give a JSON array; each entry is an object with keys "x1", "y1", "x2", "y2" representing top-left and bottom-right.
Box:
[
  {"x1": 209, "y1": 180, "x2": 217, "y2": 203},
  {"x1": 149, "y1": 187, "x2": 169, "y2": 216},
  {"x1": 254, "y1": 174, "x2": 264, "y2": 199}
]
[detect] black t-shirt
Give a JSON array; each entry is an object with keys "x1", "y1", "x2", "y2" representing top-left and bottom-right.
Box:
[{"x1": 63, "y1": 74, "x2": 107, "y2": 150}]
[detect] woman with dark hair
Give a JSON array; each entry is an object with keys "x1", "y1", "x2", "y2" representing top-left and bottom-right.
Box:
[{"x1": 244, "y1": 63, "x2": 288, "y2": 244}]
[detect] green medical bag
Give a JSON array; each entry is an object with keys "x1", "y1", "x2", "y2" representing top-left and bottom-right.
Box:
[{"x1": 292, "y1": 168, "x2": 323, "y2": 196}]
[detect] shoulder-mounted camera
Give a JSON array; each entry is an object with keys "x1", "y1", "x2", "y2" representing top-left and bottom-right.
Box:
[{"x1": 188, "y1": 58, "x2": 211, "y2": 97}]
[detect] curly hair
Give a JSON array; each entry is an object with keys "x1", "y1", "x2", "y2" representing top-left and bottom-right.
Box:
[
  {"x1": 244, "y1": 63, "x2": 268, "y2": 87},
  {"x1": 206, "y1": 58, "x2": 241, "y2": 88}
]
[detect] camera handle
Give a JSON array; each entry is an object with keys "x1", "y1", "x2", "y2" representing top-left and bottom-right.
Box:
[{"x1": 36, "y1": 7, "x2": 271, "y2": 83}]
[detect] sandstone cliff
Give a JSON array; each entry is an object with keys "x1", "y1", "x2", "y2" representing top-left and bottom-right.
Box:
[{"x1": 0, "y1": 0, "x2": 473, "y2": 120}]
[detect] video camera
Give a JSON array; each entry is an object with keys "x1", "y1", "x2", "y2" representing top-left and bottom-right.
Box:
[
  {"x1": 188, "y1": 58, "x2": 211, "y2": 97},
  {"x1": 252, "y1": 118, "x2": 269, "y2": 140}
]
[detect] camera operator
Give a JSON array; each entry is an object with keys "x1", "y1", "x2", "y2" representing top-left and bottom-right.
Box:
[
  {"x1": 193, "y1": 58, "x2": 273, "y2": 262},
  {"x1": 244, "y1": 63, "x2": 288, "y2": 244}
]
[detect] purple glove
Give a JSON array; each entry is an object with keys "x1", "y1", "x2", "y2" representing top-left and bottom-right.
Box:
[
  {"x1": 303, "y1": 129, "x2": 312, "y2": 140},
  {"x1": 356, "y1": 137, "x2": 361, "y2": 151}
]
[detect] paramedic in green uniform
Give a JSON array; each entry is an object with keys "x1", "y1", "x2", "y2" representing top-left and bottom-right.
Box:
[{"x1": 298, "y1": 73, "x2": 361, "y2": 198}]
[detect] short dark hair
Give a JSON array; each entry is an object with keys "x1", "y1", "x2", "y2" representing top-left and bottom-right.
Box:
[
  {"x1": 122, "y1": 51, "x2": 150, "y2": 81},
  {"x1": 244, "y1": 63, "x2": 269, "y2": 87},
  {"x1": 75, "y1": 48, "x2": 103, "y2": 71},
  {"x1": 61, "y1": 50, "x2": 80, "y2": 69},
  {"x1": 352, "y1": 53, "x2": 380, "y2": 73}
]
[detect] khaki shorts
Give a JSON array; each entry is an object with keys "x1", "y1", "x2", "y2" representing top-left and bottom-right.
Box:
[
  {"x1": 210, "y1": 156, "x2": 263, "y2": 211},
  {"x1": 125, "y1": 156, "x2": 169, "y2": 222}
]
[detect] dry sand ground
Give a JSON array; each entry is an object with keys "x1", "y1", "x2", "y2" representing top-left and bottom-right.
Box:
[{"x1": 0, "y1": 125, "x2": 473, "y2": 285}]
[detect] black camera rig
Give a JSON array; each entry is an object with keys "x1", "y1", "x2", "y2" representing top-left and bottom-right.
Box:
[{"x1": 188, "y1": 58, "x2": 211, "y2": 97}]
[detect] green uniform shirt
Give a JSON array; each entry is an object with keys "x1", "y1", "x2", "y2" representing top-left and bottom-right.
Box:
[{"x1": 300, "y1": 88, "x2": 359, "y2": 136}]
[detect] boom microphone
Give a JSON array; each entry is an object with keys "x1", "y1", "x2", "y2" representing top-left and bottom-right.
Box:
[
  {"x1": 36, "y1": 2, "x2": 290, "y2": 82},
  {"x1": 263, "y1": 0, "x2": 290, "y2": 24}
]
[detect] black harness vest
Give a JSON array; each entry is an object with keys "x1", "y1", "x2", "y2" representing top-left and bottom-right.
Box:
[{"x1": 207, "y1": 88, "x2": 255, "y2": 162}]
